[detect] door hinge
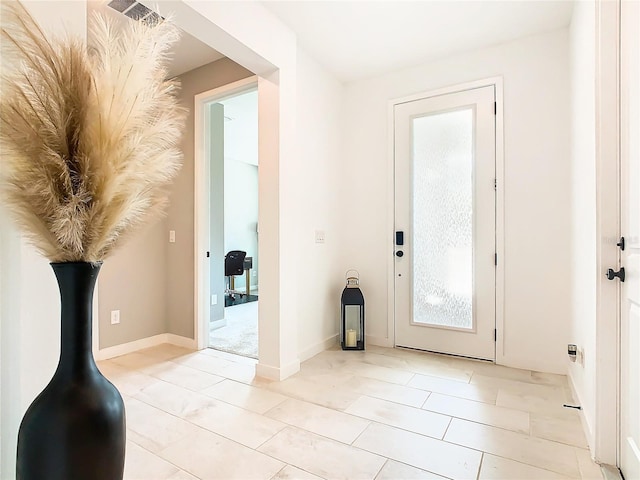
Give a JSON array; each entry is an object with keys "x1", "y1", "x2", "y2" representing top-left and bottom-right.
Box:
[
  {"x1": 494, "y1": 253, "x2": 497, "y2": 266},
  {"x1": 494, "y1": 178, "x2": 497, "y2": 190},
  {"x1": 494, "y1": 102, "x2": 497, "y2": 115},
  {"x1": 494, "y1": 329, "x2": 497, "y2": 341}
]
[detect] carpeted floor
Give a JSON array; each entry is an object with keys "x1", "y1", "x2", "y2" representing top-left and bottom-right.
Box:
[{"x1": 209, "y1": 300, "x2": 258, "y2": 359}]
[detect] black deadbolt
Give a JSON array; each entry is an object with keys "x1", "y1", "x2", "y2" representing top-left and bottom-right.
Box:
[{"x1": 606, "y1": 267, "x2": 625, "y2": 282}]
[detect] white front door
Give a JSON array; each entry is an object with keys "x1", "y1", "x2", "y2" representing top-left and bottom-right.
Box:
[
  {"x1": 394, "y1": 85, "x2": 496, "y2": 360},
  {"x1": 620, "y1": 1, "x2": 640, "y2": 477}
]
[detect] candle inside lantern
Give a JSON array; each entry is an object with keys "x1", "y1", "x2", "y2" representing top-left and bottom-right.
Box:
[{"x1": 346, "y1": 329, "x2": 357, "y2": 348}]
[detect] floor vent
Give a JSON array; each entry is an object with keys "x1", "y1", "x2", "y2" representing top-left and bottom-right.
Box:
[{"x1": 107, "y1": 0, "x2": 164, "y2": 25}]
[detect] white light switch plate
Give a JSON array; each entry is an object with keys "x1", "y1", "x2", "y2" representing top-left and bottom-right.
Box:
[
  {"x1": 211, "y1": 294, "x2": 217, "y2": 306},
  {"x1": 169, "y1": 230, "x2": 176, "y2": 243},
  {"x1": 110, "y1": 310, "x2": 120, "y2": 325},
  {"x1": 315, "y1": 230, "x2": 325, "y2": 243}
]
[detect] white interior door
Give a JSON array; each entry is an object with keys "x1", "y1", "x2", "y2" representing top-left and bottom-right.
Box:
[
  {"x1": 620, "y1": 1, "x2": 640, "y2": 477},
  {"x1": 394, "y1": 86, "x2": 496, "y2": 360}
]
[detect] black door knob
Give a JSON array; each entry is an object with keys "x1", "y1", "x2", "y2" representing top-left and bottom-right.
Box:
[
  {"x1": 395, "y1": 250, "x2": 404, "y2": 257},
  {"x1": 606, "y1": 267, "x2": 625, "y2": 282}
]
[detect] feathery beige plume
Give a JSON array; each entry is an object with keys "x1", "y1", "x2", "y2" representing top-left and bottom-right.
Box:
[{"x1": 0, "y1": 1, "x2": 185, "y2": 262}]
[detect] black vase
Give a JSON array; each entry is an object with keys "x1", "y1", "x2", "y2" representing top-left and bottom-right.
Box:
[{"x1": 16, "y1": 262, "x2": 126, "y2": 480}]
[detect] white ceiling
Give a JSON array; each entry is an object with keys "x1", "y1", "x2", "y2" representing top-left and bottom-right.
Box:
[
  {"x1": 167, "y1": 30, "x2": 225, "y2": 78},
  {"x1": 219, "y1": 89, "x2": 259, "y2": 166},
  {"x1": 261, "y1": 1, "x2": 575, "y2": 82},
  {"x1": 86, "y1": 1, "x2": 574, "y2": 83},
  {"x1": 87, "y1": 1, "x2": 224, "y2": 78}
]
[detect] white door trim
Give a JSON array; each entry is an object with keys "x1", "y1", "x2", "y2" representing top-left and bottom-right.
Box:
[
  {"x1": 194, "y1": 76, "x2": 258, "y2": 351},
  {"x1": 386, "y1": 77, "x2": 505, "y2": 363},
  {"x1": 594, "y1": 0, "x2": 620, "y2": 466},
  {"x1": 619, "y1": 0, "x2": 640, "y2": 475}
]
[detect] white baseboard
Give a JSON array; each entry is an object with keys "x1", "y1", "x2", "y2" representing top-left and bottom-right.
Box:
[
  {"x1": 365, "y1": 334, "x2": 394, "y2": 348},
  {"x1": 299, "y1": 334, "x2": 339, "y2": 362},
  {"x1": 166, "y1": 333, "x2": 197, "y2": 349},
  {"x1": 95, "y1": 333, "x2": 196, "y2": 361},
  {"x1": 210, "y1": 318, "x2": 227, "y2": 331},
  {"x1": 256, "y1": 358, "x2": 300, "y2": 381},
  {"x1": 601, "y1": 464, "x2": 623, "y2": 480},
  {"x1": 568, "y1": 369, "x2": 595, "y2": 453}
]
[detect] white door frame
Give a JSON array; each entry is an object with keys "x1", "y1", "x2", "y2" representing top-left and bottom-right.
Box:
[
  {"x1": 387, "y1": 77, "x2": 506, "y2": 364},
  {"x1": 593, "y1": 0, "x2": 620, "y2": 466},
  {"x1": 194, "y1": 76, "x2": 258, "y2": 350}
]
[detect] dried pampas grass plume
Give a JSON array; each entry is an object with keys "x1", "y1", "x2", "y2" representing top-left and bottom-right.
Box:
[{"x1": 0, "y1": 1, "x2": 186, "y2": 262}]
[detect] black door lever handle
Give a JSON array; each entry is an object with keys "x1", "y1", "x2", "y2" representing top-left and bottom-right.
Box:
[{"x1": 606, "y1": 267, "x2": 625, "y2": 282}]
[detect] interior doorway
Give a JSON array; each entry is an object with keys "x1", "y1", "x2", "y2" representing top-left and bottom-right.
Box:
[
  {"x1": 207, "y1": 87, "x2": 260, "y2": 359},
  {"x1": 193, "y1": 77, "x2": 259, "y2": 360}
]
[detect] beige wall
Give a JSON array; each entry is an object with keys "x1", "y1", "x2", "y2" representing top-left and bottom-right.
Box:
[
  {"x1": 98, "y1": 221, "x2": 167, "y2": 348},
  {"x1": 166, "y1": 57, "x2": 253, "y2": 338}
]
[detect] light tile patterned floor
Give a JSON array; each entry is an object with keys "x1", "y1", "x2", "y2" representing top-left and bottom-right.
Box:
[{"x1": 98, "y1": 344, "x2": 604, "y2": 480}]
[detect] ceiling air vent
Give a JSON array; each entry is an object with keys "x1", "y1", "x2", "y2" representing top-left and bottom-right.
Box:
[{"x1": 107, "y1": 0, "x2": 164, "y2": 24}]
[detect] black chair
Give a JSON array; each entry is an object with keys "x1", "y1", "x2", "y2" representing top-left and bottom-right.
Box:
[{"x1": 225, "y1": 250, "x2": 246, "y2": 300}]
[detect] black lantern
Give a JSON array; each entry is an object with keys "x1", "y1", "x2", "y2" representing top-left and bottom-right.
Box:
[{"x1": 341, "y1": 270, "x2": 365, "y2": 350}]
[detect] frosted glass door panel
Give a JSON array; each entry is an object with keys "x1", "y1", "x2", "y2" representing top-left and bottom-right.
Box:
[{"x1": 412, "y1": 109, "x2": 473, "y2": 329}]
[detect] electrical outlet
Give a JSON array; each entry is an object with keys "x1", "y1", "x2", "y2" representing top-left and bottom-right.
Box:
[
  {"x1": 110, "y1": 310, "x2": 120, "y2": 325},
  {"x1": 315, "y1": 230, "x2": 325, "y2": 243},
  {"x1": 211, "y1": 294, "x2": 217, "y2": 306},
  {"x1": 169, "y1": 230, "x2": 176, "y2": 243}
]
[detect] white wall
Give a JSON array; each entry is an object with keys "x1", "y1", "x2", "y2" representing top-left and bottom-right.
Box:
[
  {"x1": 0, "y1": 232, "x2": 63, "y2": 480},
  {"x1": 224, "y1": 160, "x2": 259, "y2": 288},
  {"x1": 0, "y1": 212, "x2": 22, "y2": 478},
  {"x1": 342, "y1": 28, "x2": 572, "y2": 374},
  {"x1": 568, "y1": 0, "x2": 597, "y2": 449},
  {"x1": 221, "y1": 90, "x2": 259, "y2": 167},
  {"x1": 221, "y1": 90, "x2": 259, "y2": 289},
  {"x1": 0, "y1": 3, "x2": 86, "y2": 477},
  {"x1": 295, "y1": 46, "x2": 345, "y2": 360}
]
